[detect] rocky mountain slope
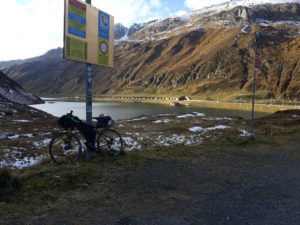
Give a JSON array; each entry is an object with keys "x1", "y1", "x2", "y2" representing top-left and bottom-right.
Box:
[
  {"x1": 0, "y1": 48, "x2": 63, "y2": 70},
  {"x1": 2, "y1": 2, "x2": 300, "y2": 100},
  {"x1": 0, "y1": 71, "x2": 43, "y2": 105}
]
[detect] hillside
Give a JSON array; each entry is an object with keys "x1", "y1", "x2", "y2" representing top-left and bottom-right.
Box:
[
  {"x1": 0, "y1": 71, "x2": 43, "y2": 105},
  {"x1": 0, "y1": 48, "x2": 63, "y2": 70},
  {"x1": 3, "y1": 2, "x2": 300, "y2": 100}
]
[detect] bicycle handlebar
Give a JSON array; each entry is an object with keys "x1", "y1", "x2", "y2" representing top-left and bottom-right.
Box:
[
  {"x1": 93, "y1": 114, "x2": 105, "y2": 120},
  {"x1": 66, "y1": 110, "x2": 73, "y2": 117},
  {"x1": 66, "y1": 111, "x2": 106, "y2": 120}
]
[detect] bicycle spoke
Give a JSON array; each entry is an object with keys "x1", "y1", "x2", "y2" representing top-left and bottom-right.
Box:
[
  {"x1": 97, "y1": 129, "x2": 124, "y2": 156},
  {"x1": 49, "y1": 132, "x2": 82, "y2": 165}
]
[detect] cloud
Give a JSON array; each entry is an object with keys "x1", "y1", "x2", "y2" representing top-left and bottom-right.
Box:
[
  {"x1": 150, "y1": 0, "x2": 162, "y2": 8},
  {"x1": 175, "y1": 10, "x2": 188, "y2": 17},
  {"x1": 93, "y1": 0, "x2": 166, "y2": 26},
  {"x1": 184, "y1": 0, "x2": 300, "y2": 10},
  {"x1": 0, "y1": 0, "x2": 63, "y2": 61},
  {"x1": 184, "y1": 0, "x2": 227, "y2": 10}
]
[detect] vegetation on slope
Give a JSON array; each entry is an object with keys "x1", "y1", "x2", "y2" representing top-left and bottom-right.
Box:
[{"x1": 3, "y1": 4, "x2": 300, "y2": 101}]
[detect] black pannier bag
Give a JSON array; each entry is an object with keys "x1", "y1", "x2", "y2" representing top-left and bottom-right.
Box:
[
  {"x1": 57, "y1": 113, "x2": 95, "y2": 150},
  {"x1": 77, "y1": 123, "x2": 96, "y2": 149},
  {"x1": 96, "y1": 116, "x2": 112, "y2": 128},
  {"x1": 57, "y1": 115, "x2": 81, "y2": 129}
]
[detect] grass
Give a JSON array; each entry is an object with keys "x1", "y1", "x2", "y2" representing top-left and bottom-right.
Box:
[
  {"x1": 0, "y1": 169, "x2": 22, "y2": 198},
  {"x1": 0, "y1": 152, "x2": 150, "y2": 221},
  {"x1": 0, "y1": 152, "x2": 146, "y2": 205},
  {"x1": 1, "y1": 130, "x2": 300, "y2": 223},
  {"x1": 217, "y1": 135, "x2": 276, "y2": 146},
  {"x1": 1, "y1": 108, "x2": 300, "y2": 223},
  {"x1": 2, "y1": 164, "x2": 94, "y2": 202}
]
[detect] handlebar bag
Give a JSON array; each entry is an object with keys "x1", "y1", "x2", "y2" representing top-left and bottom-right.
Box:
[{"x1": 96, "y1": 116, "x2": 112, "y2": 128}]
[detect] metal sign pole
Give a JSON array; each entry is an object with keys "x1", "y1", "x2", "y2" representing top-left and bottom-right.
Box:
[
  {"x1": 86, "y1": 0, "x2": 92, "y2": 160},
  {"x1": 251, "y1": 68, "x2": 256, "y2": 138},
  {"x1": 251, "y1": 36, "x2": 260, "y2": 138},
  {"x1": 86, "y1": 63, "x2": 92, "y2": 126}
]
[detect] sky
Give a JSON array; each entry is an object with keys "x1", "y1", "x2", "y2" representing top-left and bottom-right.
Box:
[
  {"x1": 0, "y1": 0, "x2": 232, "y2": 61},
  {"x1": 0, "y1": 0, "x2": 295, "y2": 61}
]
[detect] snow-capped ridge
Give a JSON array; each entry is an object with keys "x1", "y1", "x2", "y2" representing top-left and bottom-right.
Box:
[
  {"x1": 113, "y1": 1, "x2": 300, "y2": 43},
  {"x1": 190, "y1": 0, "x2": 300, "y2": 15}
]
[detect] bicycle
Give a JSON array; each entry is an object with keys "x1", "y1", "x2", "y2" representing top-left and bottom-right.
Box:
[{"x1": 49, "y1": 111, "x2": 124, "y2": 165}]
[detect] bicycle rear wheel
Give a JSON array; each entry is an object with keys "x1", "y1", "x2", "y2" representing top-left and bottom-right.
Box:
[
  {"x1": 97, "y1": 128, "x2": 124, "y2": 156},
  {"x1": 49, "y1": 132, "x2": 82, "y2": 165}
]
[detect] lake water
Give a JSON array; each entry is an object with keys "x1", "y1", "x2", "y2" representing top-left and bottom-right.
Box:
[{"x1": 31, "y1": 100, "x2": 267, "y2": 120}]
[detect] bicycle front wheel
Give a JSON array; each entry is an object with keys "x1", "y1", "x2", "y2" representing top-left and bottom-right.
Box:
[
  {"x1": 97, "y1": 129, "x2": 124, "y2": 156},
  {"x1": 49, "y1": 132, "x2": 82, "y2": 165}
]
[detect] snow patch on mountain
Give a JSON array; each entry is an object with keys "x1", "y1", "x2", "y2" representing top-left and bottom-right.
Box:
[
  {"x1": 0, "y1": 71, "x2": 43, "y2": 105},
  {"x1": 257, "y1": 20, "x2": 300, "y2": 26},
  {"x1": 113, "y1": 0, "x2": 299, "y2": 43},
  {"x1": 190, "y1": 0, "x2": 300, "y2": 15}
]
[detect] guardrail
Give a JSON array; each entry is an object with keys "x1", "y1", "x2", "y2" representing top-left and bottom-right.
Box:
[
  {"x1": 45, "y1": 95, "x2": 180, "y2": 101},
  {"x1": 93, "y1": 96, "x2": 179, "y2": 101}
]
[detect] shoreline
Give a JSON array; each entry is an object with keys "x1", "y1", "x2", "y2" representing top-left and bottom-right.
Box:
[{"x1": 41, "y1": 96, "x2": 300, "y2": 114}]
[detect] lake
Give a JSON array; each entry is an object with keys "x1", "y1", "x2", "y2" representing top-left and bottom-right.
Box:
[{"x1": 31, "y1": 100, "x2": 267, "y2": 120}]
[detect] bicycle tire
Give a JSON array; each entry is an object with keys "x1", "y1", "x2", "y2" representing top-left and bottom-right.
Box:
[
  {"x1": 96, "y1": 128, "x2": 124, "y2": 156},
  {"x1": 49, "y1": 132, "x2": 82, "y2": 165}
]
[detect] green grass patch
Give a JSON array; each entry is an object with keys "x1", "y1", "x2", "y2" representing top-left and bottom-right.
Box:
[
  {"x1": 101, "y1": 152, "x2": 147, "y2": 166},
  {"x1": 1, "y1": 162, "x2": 103, "y2": 204},
  {"x1": 0, "y1": 169, "x2": 22, "y2": 199},
  {"x1": 217, "y1": 135, "x2": 276, "y2": 147},
  {"x1": 1, "y1": 153, "x2": 146, "y2": 206}
]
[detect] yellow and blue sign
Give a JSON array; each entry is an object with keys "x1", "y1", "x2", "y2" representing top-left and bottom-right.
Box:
[
  {"x1": 68, "y1": 0, "x2": 87, "y2": 39},
  {"x1": 64, "y1": 0, "x2": 114, "y2": 67}
]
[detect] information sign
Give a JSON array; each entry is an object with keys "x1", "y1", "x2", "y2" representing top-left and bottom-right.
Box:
[{"x1": 64, "y1": 0, "x2": 114, "y2": 67}]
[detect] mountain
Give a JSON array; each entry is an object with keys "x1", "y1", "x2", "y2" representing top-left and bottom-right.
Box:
[
  {"x1": 115, "y1": 0, "x2": 300, "y2": 41},
  {"x1": 2, "y1": 2, "x2": 300, "y2": 100},
  {"x1": 0, "y1": 48, "x2": 63, "y2": 70},
  {"x1": 0, "y1": 71, "x2": 43, "y2": 105},
  {"x1": 114, "y1": 23, "x2": 128, "y2": 40},
  {"x1": 115, "y1": 20, "x2": 159, "y2": 41}
]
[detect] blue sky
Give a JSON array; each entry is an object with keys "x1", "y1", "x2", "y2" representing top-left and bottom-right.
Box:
[
  {"x1": 95, "y1": 0, "x2": 193, "y2": 26},
  {"x1": 0, "y1": 0, "x2": 228, "y2": 61}
]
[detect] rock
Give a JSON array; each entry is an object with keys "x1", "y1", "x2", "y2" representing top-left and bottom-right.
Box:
[{"x1": 114, "y1": 23, "x2": 128, "y2": 40}]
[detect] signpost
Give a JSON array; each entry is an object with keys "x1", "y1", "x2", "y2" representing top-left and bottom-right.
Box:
[
  {"x1": 85, "y1": 0, "x2": 92, "y2": 128},
  {"x1": 63, "y1": 0, "x2": 114, "y2": 159},
  {"x1": 251, "y1": 52, "x2": 261, "y2": 137}
]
